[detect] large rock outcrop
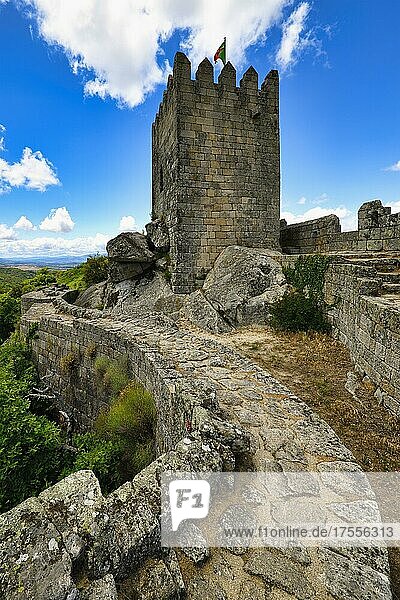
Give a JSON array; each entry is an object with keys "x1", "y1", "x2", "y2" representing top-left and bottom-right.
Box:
[
  {"x1": 186, "y1": 246, "x2": 288, "y2": 332},
  {"x1": 107, "y1": 232, "x2": 155, "y2": 283}
]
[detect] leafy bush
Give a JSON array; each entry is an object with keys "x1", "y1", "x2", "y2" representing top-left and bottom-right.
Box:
[
  {"x1": 0, "y1": 294, "x2": 20, "y2": 343},
  {"x1": 61, "y1": 433, "x2": 123, "y2": 493},
  {"x1": 283, "y1": 255, "x2": 331, "y2": 304},
  {"x1": 270, "y1": 291, "x2": 331, "y2": 333},
  {"x1": 82, "y1": 255, "x2": 109, "y2": 287},
  {"x1": 0, "y1": 338, "x2": 63, "y2": 511},
  {"x1": 94, "y1": 356, "x2": 130, "y2": 396},
  {"x1": 271, "y1": 255, "x2": 332, "y2": 333}
]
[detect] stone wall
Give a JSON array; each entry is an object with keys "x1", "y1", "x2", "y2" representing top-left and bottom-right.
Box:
[
  {"x1": 280, "y1": 199, "x2": 400, "y2": 254},
  {"x1": 325, "y1": 261, "x2": 400, "y2": 415},
  {"x1": 7, "y1": 294, "x2": 393, "y2": 599},
  {"x1": 152, "y1": 52, "x2": 280, "y2": 293}
]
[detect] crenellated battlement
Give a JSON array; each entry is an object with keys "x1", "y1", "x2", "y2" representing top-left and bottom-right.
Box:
[{"x1": 151, "y1": 52, "x2": 280, "y2": 293}]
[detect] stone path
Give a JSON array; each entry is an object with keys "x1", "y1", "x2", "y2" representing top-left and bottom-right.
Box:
[{"x1": 16, "y1": 297, "x2": 394, "y2": 599}]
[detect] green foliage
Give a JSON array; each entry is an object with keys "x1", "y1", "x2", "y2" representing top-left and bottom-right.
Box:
[
  {"x1": 0, "y1": 338, "x2": 63, "y2": 511},
  {"x1": 0, "y1": 294, "x2": 20, "y2": 343},
  {"x1": 0, "y1": 267, "x2": 35, "y2": 294},
  {"x1": 95, "y1": 381, "x2": 156, "y2": 482},
  {"x1": 82, "y1": 255, "x2": 109, "y2": 287},
  {"x1": 56, "y1": 264, "x2": 86, "y2": 291},
  {"x1": 60, "y1": 351, "x2": 79, "y2": 375},
  {"x1": 61, "y1": 433, "x2": 123, "y2": 493},
  {"x1": 270, "y1": 291, "x2": 331, "y2": 333},
  {"x1": 283, "y1": 255, "x2": 331, "y2": 304},
  {"x1": 271, "y1": 255, "x2": 332, "y2": 333},
  {"x1": 94, "y1": 356, "x2": 130, "y2": 396}
]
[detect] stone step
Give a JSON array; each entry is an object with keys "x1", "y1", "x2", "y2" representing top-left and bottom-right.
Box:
[
  {"x1": 347, "y1": 257, "x2": 400, "y2": 271},
  {"x1": 381, "y1": 282, "x2": 400, "y2": 294},
  {"x1": 377, "y1": 272, "x2": 400, "y2": 284}
]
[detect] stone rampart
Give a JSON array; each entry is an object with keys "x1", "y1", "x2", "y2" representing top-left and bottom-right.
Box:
[
  {"x1": 325, "y1": 260, "x2": 400, "y2": 415},
  {"x1": 3, "y1": 293, "x2": 391, "y2": 599},
  {"x1": 280, "y1": 200, "x2": 400, "y2": 254}
]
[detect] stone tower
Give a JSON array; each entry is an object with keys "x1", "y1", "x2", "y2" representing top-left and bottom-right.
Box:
[{"x1": 151, "y1": 52, "x2": 280, "y2": 294}]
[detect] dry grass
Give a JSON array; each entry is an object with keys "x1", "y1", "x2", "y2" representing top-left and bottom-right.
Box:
[{"x1": 225, "y1": 326, "x2": 400, "y2": 597}]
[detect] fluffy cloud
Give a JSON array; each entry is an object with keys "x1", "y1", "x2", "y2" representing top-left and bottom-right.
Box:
[
  {"x1": 0, "y1": 224, "x2": 16, "y2": 240},
  {"x1": 39, "y1": 207, "x2": 75, "y2": 232},
  {"x1": 282, "y1": 205, "x2": 357, "y2": 232},
  {"x1": 276, "y1": 2, "x2": 311, "y2": 70},
  {"x1": 14, "y1": 215, "x2": 36, "y2": 231},
  {"x1": 0, "y1": 146, "x2": 59, "y2": 193},
  {"x1": 298, "y1": 196, "x2": 306, "y2": 205},
  {"x1": 119, "y1": 215, "x2": 137, "y2": 232},
  {"x1": 0, "y1": 124, "x2": 5, "y2": 152},
  {"x1": 0, "y1": 233, "x2": 108, "y2": 257},
  {"x1": 22, "y1": 0, "x2": 288, "y2": 108},
  {"x1": 384, "y1": 160, "x2": 400, "y2": 172}
]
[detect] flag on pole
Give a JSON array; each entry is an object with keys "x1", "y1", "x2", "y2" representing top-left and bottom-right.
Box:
[{"x1": 214, "y1": 38, "x2": 226, "y2": 65}]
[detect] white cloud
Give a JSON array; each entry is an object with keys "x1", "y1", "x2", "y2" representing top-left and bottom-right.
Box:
[
  {"x1": 0, "y1": 124, "x2": 5, "y2": 152},
  {"x1": 384, "y1": 160, "x2": 400, "y2": 172},
  {"x1": 0, "y1": 146, "x2": 59, "y2": 193},
  {"x1": 119, "y1": 215, "x2": 137, "y2": 232},
  {"x1": 282, "y1": 205, "x2": 357, "y2": 232},
  {"x1": 0, "y1": 224, "x2": 16, "y2": 240},
  {"x1": 22, "y1": 0, "x2": 288, "y2": 108},
  {"x1": 0, "y1": 232, "x2": 108, "y2": 257},
  {"x1": 276, "y1": 1, "x2": 311, "y2": 70},
  {"x1": 14, "y1": 215, "x2": 36, "y2": 231},
  {"x1": 298, "y1": 195, "x2": 306, "y2": 205},
  {"x1": 39, "y1": 207, "x2": 75, "y2": 233}
]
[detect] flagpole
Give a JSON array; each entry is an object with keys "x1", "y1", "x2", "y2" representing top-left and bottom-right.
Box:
[{"x1": 224, "y1": 37, "x2": 226, "y2": 64}]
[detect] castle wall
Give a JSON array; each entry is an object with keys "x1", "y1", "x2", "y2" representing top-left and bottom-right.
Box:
[
  {"x1": 325, "y1": 262, "x2": 400, "y2": 415},
  {"x1": 12, "y1": 295, "x2": 393, "y2": 599},
  {"x1": 152, "y1": 52, "x2": 280, "y2": 293},
  {"x1": 280, "y1": 200, "x2": 400, "y2": 254}
]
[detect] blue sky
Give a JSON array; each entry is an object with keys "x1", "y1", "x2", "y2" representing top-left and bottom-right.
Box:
[{"x1": 0, "y1": 0, "x2": 399, "y2": 257}]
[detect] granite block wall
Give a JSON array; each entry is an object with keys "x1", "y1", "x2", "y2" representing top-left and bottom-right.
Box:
[
  {"x1": 152, "y1": 52, "x2": 281, "y2": 293},
  {"x1": 280, "y1": 199, "x2": 400, "y2": 254},
  {"x1": 325, "y1": 262, "x2": 400, "y2": 415}
]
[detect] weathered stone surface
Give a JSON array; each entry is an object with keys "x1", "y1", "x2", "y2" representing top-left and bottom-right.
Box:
[
  {"x1": 185, "y1": 576, "x2": 227, "y2": 600},
  {"x1": 104, "y1": 271, "x2": 174, "y2": 318},
  {"x1": 80, "y1": 575, "x2": 118, "y2": 600},
  {"x1": 75, "y1": 281, "x2": 107, "y2": 309},
  {"x1": 152, "y1": 54, "x2": 280, "y2": 294},
  {"x1": 39, "y1": 470, "x2": 102, "y2": 560},
  {"x1": 134, "y1": 558, "x2": 181, "y2": 600},
  {"x1": 0, "y1": 497, "x2": 77, "y2": 600},
  {"x1": 244, "y1": 549, "x2": 315, "y2": 600},
  {"x1": 202, "y1": 246, "x2": 288, "y2": 327},
  {"x1": 320, "y1": 549, "x2": 391, "y2": 600},
  {"x1": 185, "y1": 289, "x2": 232, "y2": 333},
  {"x1": 146, "y1": 218, "x2": 170, "y2": 252},
  {"x1": 107, "y1": 232, "x2": 155, "y2": 283}
]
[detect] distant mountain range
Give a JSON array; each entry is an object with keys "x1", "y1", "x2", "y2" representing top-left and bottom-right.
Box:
[{"x1": 0, "y1": 255, "x2": 97, "y2": 269}]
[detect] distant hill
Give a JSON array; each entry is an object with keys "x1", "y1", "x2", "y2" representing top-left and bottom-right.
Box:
[{"x1": 0, "y1": 255, "x2": 100, "y2": 270}]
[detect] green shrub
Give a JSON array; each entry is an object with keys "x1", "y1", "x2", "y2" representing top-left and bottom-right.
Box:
[
  {"x1": 271, "y1": 255, "x2": 332, "y2": 333},
  {"x1": 0, "y1": 293, "x2": 20, "y2": 343},
  {"x1": 60, "y1": 351, "x2": 79, "y2": 375},
  {"x1": 283, "y1": 255, "x2": 331, "y2": 304},
  {"x1": 94, "y1": 356, "x2": 130, "y2": 396},
  {"x1": 270, "y1": 291, "x2": 331, "y2": 333},
  {"x1": 0, "y1": 339, "x2": 63, "y2": 511},
  {"x1": 61, "y1": 433, "x2": 123, "y2": 493},
  {"x1": 82, "y1": 255, "x2": 109, "y2": 287}
]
